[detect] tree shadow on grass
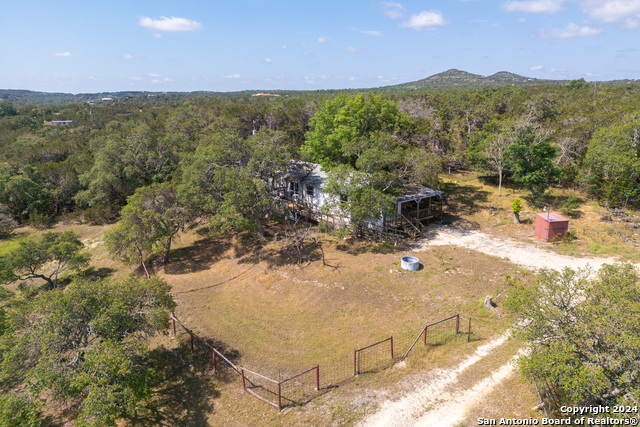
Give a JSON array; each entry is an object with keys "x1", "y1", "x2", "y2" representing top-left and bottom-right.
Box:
[
  {"x1": 163, "y1": 239, "x2": 233, "y2": 275},
  {"x1": 335, "y1": 239, "x2": 411, "y2": 256},
  {"x1": 440, "y1": 181, "x2": 491, "y2": 218},
  {"x1": 81, "y1": 266, "x2": 116, "y2": 280},
  {"x1": 128, "y1": 338, "x2": 241, "y2": 426},
  {"x1": 237, "y1": 241, "x2": 324, "y2": 269}
]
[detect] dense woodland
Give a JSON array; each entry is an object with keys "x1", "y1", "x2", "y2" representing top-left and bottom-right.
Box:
[{"x1": 0, "y1": 79, "x2": 640, "y2": 425}]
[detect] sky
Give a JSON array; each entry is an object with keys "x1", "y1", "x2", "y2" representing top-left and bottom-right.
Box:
[{"x1": 1, "y1": 0, "x2": 639, "y2": 93}]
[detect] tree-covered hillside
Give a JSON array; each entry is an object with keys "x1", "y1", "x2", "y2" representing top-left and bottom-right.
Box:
[{"x1": 0, "y1": 79, "x2": 639, "y2": 229}]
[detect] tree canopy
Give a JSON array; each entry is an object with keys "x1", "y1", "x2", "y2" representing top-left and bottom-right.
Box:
[
  {"x1": 0, "y1": 231, "x2": 89, "y2": 289},
  {"x1": 507, "y1": 264, "x2": 640, "y2": 412},
  {"x1": 582, "y1": 119, "x2": 640, "y2": 207},
  {"x1": 0, "y1": 276, "x2": 176, "y2": 426},
  {"x1": 302, "y1": 93, "x2": 412, "y2": 168}
]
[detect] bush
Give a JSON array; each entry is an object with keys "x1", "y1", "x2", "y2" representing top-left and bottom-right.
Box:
[
  {"x1": 27, "y1": 212, "x2": 52, "y2": 229},
  {"x1": 561, "y1": 229, "x2": 577, "y2": 243},
  {"x1": 332, "y1": 227, "x2": 352, "y2": 239},
  {"x1": 318, "y1": 221, "x2": 330, "y2": 233},
  {"x1": 81, "y1": 203, "x2": 119, "y2": 225},
  {"x1": 0, "y1": 393, "x2": 42, "y2": 427},
  {"x1": 561, "y1": 194, "x2": 580, "y2": 217},
  {"x1": 510, "y1": 198, "x2": 523, "y2": 215}
]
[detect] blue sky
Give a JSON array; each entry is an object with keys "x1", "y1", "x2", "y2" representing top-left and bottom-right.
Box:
[{"x1": 1, "y1": 0, "x2": 639, "y2": 93}]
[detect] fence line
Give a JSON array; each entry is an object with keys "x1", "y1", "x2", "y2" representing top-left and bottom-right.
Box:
[
  {"x1": 170, "y1": 312, "x2": 470, "y2": 411},
  {"x1": 354, "y1": 336, "x2": 394, "y2": 376},
  {"x1": 170, "y1": 314, "x2": 240, "y2": 374}
]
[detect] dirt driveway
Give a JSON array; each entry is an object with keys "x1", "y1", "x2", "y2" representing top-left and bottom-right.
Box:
[
  {"x1": 415, "y1": 226, "x2": 619, "y2": 272},
  {"x1": 358, "y1": 226, "x2": 625, "y2": 427}
]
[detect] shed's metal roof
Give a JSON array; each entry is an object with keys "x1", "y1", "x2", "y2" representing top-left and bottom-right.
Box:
[{"x1": 396, "y1": 187, "x2": 443, "y2": 204}]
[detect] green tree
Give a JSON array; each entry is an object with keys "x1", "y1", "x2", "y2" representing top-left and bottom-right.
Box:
[
  {"x1": 110, "y1": 183, "x2": 192, "y2": 265},
  {"x1": 104, "y1": 203, "x2": 161, "y2": 278},
  {"x1": 507, "y1": 123, "x2": 558, "y2": 206},
  {"x1": 178, "y1": 130, "x2": 290, "y2": 238},
  {"x1": 75, "y1": 124, "x2": 178, "y2": 208},
  {"x1": 581, "y1": 119, "x2": 640, "y2": 207},
  {"x1": 0, "y1": 276, "x2": 176, "y2": 426},
  {"x1": 302, "y1": 93, "x2": 412, "y2": 167},
  {"x1": 323, "y1": 165, "x2": 397, "y2": 224},
  {"x1": 0, "y1": 167, "x2": 55, "y2": 221},
  {"x1": 467, "y1": 121, "x2": 512, "y2": 196},
  {"x1": 507, "y1": 264, "x2": 640, "y2": 412},
  {"x1": 0, "y1": 231, "x2": 90, "y2": 289}
]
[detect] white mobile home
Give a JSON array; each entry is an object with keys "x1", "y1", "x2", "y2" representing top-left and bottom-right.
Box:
[{"x1": 276, "y1": 162, "x2": 443, "y2": 239}]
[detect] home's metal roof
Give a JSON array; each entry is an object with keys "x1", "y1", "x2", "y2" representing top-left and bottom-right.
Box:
[
  {"x1": 286, "y1": 161, "x2": 328, "y2": 188},
  {"x1": 286, "y1": 161, "x2": 442, "y2": 198}
]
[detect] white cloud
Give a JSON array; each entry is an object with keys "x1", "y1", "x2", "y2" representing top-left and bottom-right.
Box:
[
  {"x1": 362, "y1": 30, "x2": 382, "y2": 36},
  {"x1": 346, "y1": 46, "x2": 361, "y2": 53},
  {"x1": 281, "y1": 44, "x2": 288, "y2": 49},
  {"x1": 537, "y1": 23, "x2": 602, "y2": 38},
  {"x1": 501, "y1": 0, "x2": 565, "y2": 14},
  {"x1": 123, "y1": 54, "x2": 134, "y2": 60},
  {"x1": 382, "y1": 1, "x2": 405, "y2": 19},
  {"x1": 149, "y1": 73, "x2": 162, "y2": 78},
  {"x1": 530, "y1": 65, "x2": 543, "y2": 70},
  {"x1": 318, "y1": 37, "x2": 328, "y2": 43},
  {"x1": 580, "y1": 0, "x2": 640, "y2": 29},
  {"x1": 139, "y1": 16, "x2": 202, "y2": 32},
  {"x1": 264, "y1": 57, "x2": 274, "y2": 63},
  {"x1": 53, "y1": 52, "x2": 71, "y2": 57},
  {"x1": 153, "y1": 33, "x2": 162, "y2": 38},
  {"x1": 401, "y1": 10, "x2": 448, "y2": 30},
  {"x1": 151, "y1": 77, "x2": 171, "y2": 84},
  {"x1": 221, "y1": 74, "x2": 241, "y2": 79}
]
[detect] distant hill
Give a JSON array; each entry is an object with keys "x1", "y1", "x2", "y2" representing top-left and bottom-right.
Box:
[
  {"x1": 0, "y1": 69, "x2": 591, "y2": 105},
  {"x1": 0, "y1": 90, "x2": 159, "y2": 105},
  {"x1": 382, "y1": 69, "x2": 567, "y2": 91}
]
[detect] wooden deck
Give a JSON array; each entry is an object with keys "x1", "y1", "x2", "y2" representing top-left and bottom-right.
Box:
[{"x1": 277, "y1": 194, "x2": 442, "y2": 242}]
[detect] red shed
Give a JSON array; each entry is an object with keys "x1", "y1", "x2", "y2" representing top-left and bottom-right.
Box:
[{"x1": 535, "y1": 212, "x2": 569, "y2": 242}]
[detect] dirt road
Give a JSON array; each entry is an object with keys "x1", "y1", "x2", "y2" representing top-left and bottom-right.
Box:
[
  {"x1": 415, "y1": 226, "x2": 619, "y2": 272},
  {"x1": 359, "y1": 226, "x2": 623, "y2": 427}
]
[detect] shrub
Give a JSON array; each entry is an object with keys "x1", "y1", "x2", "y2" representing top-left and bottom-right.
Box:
[
  {"x1": 561, "y1": 194, "x2": 580, "y2": 217},
  {"x1": 27, "y1": 212, "x2": 52, "y2": 229}
]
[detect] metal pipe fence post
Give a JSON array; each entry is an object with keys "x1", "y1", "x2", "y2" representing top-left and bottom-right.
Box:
[
  {"x1": 172, "y1": 317, "x2": 176, "y2": 336},
  {"x1": 190, "y1": 332, "x2": 194, "y2": 352},
  {"x1": 212, "y1": 349, "x2": 217, "y2": 374},
  {"x1": 277, "y1": 382, "x2": 282, "y2": 411},
  {"x1": 390, "y1": 336, "x2": 394, "y2": 360},
  {"x1": 315, "y1": 365, "x2": 320, "y2": 391},
  {"x1": 468, "y1": 317, "x2": 472, "y2": 343},
  {"x1": 353, "y1": 350, "x2": 357, "y2": 376},
  {"x1": 455, "y1": 314, "x2": 460, "y2": 335},
  {"x1": 423, "y1": 326, "x2": 427, "y2": 346},
  {"x1": 241, "y1": 368, "x2": 246, "y2": 390}
]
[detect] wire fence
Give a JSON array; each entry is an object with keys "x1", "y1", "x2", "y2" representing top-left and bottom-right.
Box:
[
  {"x1": 354, "y1": 337, "x2": 394, "y2": 376},
  {"x1": 170, "y1": 312, "x2": 472, "y2": 411}
]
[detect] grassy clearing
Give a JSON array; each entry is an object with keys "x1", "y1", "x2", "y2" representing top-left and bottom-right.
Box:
[
  {"x1": 148, "y1": 225, "x2": 529, "y2": 426},
  {"x1": 441, "y1": 172, "x2": 640, "y2": 262}
]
